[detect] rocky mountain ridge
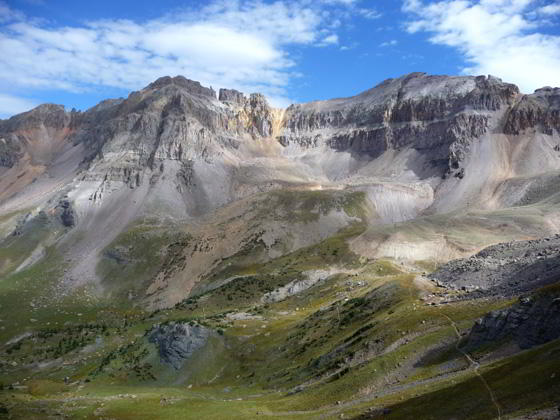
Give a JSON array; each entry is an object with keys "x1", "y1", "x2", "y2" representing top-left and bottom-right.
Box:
[
  {"x1": 2, "y1": 73, "x2": 558, "y2": 190},
  {"x1": 1, "y1": 72, "x2": 560, "y2": 304}
]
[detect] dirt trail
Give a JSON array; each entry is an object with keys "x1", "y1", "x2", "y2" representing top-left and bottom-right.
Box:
[{"x1": 442, "y1": 313, "x2": 502, "y2": 420}]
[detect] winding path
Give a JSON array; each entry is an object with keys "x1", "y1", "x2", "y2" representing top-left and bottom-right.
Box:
[{"x1": 442, "y1": 314, "x2": 502, "y2": 420}]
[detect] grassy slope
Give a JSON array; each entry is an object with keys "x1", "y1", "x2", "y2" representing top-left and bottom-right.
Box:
[{"x1": 1, "y1": 189, "x2": 559, "y2": 419}]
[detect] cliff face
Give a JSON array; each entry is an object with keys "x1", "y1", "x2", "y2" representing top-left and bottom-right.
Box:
[
  {"x1": 278, "y1": 74, "x2": 520, "y2": 177},
  {"x1": 504, "y1": 87, "x2": 560, "y2": 135},
  {"x1": 70, "y1": 77, "x2": 278, "y2": 177}
]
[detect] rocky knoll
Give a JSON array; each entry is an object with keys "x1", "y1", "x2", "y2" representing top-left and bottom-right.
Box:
[
  {"x1": 148, "y1": 322, "x2": 212, "y2": 370},
  {"x1": 430, "y1": 235, "x2": 560, "y2": 296}
]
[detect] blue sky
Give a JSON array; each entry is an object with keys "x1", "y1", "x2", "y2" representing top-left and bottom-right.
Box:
[{"x1": 0, "y1": 0, "x2": 559, "y2": 117}]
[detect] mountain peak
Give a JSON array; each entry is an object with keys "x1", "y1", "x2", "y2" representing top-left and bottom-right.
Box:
[{"x1": 144, "y1": 75, "x2": 216, "y2": 99}]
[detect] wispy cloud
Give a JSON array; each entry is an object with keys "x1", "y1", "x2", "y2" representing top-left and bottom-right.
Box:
[
  {"x1": 379, "y1": 39, "x2": 398, "y2": 47},
  {"x1": 320, "y1": 0, "x2": 359, "y2": 5},
  {"x1": 402, "y1": 0, "x2": 560, "y2": 92},
  {"x1": 0, "y1": 0, "x2": 362, "y2": 112},
  {"x1": 536, "y1": 3, "x2": 560, "y2": 15},
  {"x1": 359, "y1": 8, "x2": 382, "y2": 19},
  {"x1": 318, "y1": 34, "x2": 340, "y2": 46},
  {"x1": 0, "y1": 2, "x2": 24, "y2": 23}
]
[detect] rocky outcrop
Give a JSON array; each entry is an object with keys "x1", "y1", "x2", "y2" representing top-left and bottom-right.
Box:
[
  {"x1": 54, "y1": 198, "x2": 75, "y2": 227},
  {"x1": 262, "y1": 269, "x2": 336, "y2": 303},
  {"x1": 504, "y1": 87, "x2": 560, "y2": 135},
  {"x1": 430, "y1": 235, "x2": 560, "y2": 296},
  {"x1": 465, "y1": 292, "x2": 560, "y2": 350},
  {"x1": 244, "y1": 93, "x2": 274, "y2": 137},
  {"x1": 466, "y1": 74, "x2": 519, "y2": 110},
  {"x1": 219, "y1": 88, "x2": 245, "y2": 105},
  {"x1": 148, "y1": 322, "x2": 211, "y2": 369},
  {"x1": 0, "y1": 134, "x2": 21, "y2": 168}
]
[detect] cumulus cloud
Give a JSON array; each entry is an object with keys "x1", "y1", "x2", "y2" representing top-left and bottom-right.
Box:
[
  {"x1": 402, "y1": 0, "x2": 560, "y2": 92},
  {"x1": 0, "y1": 0, "x2": 359, "y2": 111}
]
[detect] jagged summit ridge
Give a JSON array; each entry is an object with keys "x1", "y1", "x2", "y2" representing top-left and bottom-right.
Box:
[{"x1": 1, "y1": 72, "x2": 558, "y2": 195}]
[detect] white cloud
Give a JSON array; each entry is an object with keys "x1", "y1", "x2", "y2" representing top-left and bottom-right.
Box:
[
  {"x1": 0, "y1": 0, "x2": 360, "y2": 111},
  {"x1": 402, "y1": 0, "x2": 560, "y2": 93},
  {"x1": 380, "y1": 39, "x2": 398, "y2": 47},
  {"x1": 359, "y1": 8, "x2": 383, "y2": 19},
  {"x1": 0, "y1": 3, "x2": 24, "y2": 23},
  {"x1": 318, "y1": 34, "x2": 340, "y2": 46},
  {"x1": 0, "y1": 93, "x2": 37, "y2": 118},
  {"x1": 537, "y1": 4, "x2": 560, "y2": 15}
]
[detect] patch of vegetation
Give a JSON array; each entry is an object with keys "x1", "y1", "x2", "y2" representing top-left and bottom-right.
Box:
[
  {"x1": 97, "y1": 222, "x2": 192, "y2": 303},
  {"x1": 0, "y1": 211, "x2": 52, "y2": 275},
  {"x1": 266, "y1": 189, "x2": 367, "y2": 223}
]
